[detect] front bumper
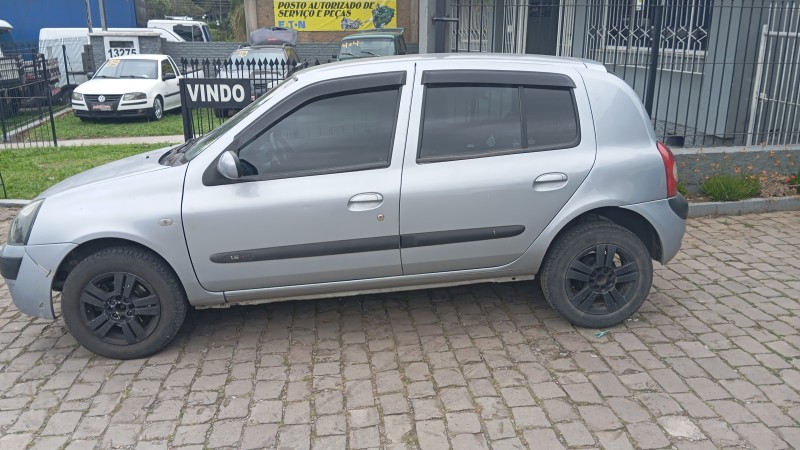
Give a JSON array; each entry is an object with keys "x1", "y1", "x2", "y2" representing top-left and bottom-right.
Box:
[
  {"x1": 0, "y1": 243, "x2": 77, "y2": 319},
  {"x1": 71, "y1": 98, "x2": 152, "y2": 119}
]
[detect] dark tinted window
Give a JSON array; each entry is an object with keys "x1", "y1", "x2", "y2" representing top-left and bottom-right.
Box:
[
  {"x1": 238, "y1": 88, "x2": 399, "y2": 179},
  {"x1": 525, "y1": 87, "x2": 579, "y2": 149},
  {"x1": 419, "y1": 85, "x2": 521, "y2": 161},
  {"x1": 161, "y1": 59, "x2": 175, "y2": 76}
]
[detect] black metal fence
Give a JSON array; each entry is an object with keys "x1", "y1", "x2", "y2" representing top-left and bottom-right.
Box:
[
  {"x1": 178, "y1": 57, "x2": 320, "y2": 139},
  {"x1": 0, "y1": 52, "x2": 60, "y2": 147},
  {"x1": 440, "y1": 0, "x2": 800, "y2": 147}
]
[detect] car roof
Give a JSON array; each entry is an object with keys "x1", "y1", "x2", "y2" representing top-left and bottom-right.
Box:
[
  {"x1": 343, "y1": 28, "x2": 405, "y2": 39},
  {"x1": 308, "y1": 53, "x2": 605, "y2": 74},
  {"x1": 108, "y1": 54, "x2": 169, "y2": 61}
]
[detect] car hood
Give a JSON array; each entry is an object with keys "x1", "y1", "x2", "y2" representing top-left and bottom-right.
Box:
[
  {"x1": 39, "y1": 147, "x2": 174, "y2": 199},
  {"x1": 76, "y1": 78, "x2": 159, "y2": 95}
]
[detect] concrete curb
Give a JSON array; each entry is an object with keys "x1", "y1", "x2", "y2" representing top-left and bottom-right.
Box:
[
  {"x1": 3, "y1": 197, "x2": 800, "y2": 217},
  {"x1": 688, "y1": 196, "x2": 800, "y2": 217}
]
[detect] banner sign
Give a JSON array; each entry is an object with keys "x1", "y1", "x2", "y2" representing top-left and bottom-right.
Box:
[
  {"x1": 181, "y1": 79, "x2": 252, "y2": 108},
  {"x1": 274, "y1": 1, "x2": 398, "y2": 31}
]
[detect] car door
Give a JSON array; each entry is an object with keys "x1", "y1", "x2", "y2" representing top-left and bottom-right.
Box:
[
  {"x1": 399, "y1": 64, "x2": 596, "y2": 275},
  {"x1": 161, "y1": 58, "x2": 180, "y2": 109},
  {"x1": 181, "y1": 70, "x2": 410, "y2": 292}
]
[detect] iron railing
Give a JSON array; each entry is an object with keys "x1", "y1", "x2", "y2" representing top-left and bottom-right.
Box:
[
  {"x1": 0, "y1": 53, "x2": 60, "y2": 147},
  {"x1": 441, "y1": 0, "x2": 800, "y2": 147},
  {"x1": 179, "y1": 57, "x2": 320, "y2": 139}
]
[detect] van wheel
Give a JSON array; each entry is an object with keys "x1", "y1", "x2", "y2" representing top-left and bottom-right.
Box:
[
  {"x1": 61, "y1": 246, "x2": 187, "y2": 359},
  {"x1": 150, "y1": 96, "x2": 164, "y2": 121},
  {"x1": 539, "y1": 221, "x2": 652, "y2": 328}
]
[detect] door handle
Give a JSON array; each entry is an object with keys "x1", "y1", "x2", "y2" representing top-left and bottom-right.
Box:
[
  {"x1": 348, "y1": 193, "x2": 384, "y2": 211},
  {"x1": 349, "y1": 193, "x2": 383, "y2": 203},
  {"x1": 534, "y1": 173, "x2": 568, "y2": 184}
]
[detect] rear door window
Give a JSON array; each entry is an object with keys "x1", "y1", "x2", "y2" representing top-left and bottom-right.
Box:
[
  {"x1": 419, "y1": 85, "x2": 522, "y2": 161},
  {"x1": 419, "y1": 80, "x2": 580, "y2": 162}
]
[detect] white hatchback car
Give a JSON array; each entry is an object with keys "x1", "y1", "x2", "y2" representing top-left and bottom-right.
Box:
[{"x1": 71, "y1": 54, "x2": 181, "y2": 121}]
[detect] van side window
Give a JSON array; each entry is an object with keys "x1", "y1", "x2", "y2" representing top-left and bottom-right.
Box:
[
  {"x1": 419, "y1": 85, "x2": 521, "y2": 161},
  {"x1": 418, "y1": 83, "x2": 580, "y2": 162},
  {"x1": 237, "y1": 87, "x2": 400, "y2": 179}
]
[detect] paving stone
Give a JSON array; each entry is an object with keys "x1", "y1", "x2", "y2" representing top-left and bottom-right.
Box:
[
  {"x1": 511, "y1": 406, "x2": 549, "y2": 428},
  {"x1": 383, "y1": 414, "x2": 413, "y2": 443},
  {"x1": 557, "y1": 421, "x2": 595, "y2": 446},
  {"x1": 627, "y1": 422, "x2": 670, "y2": 449},
  {"x1": 416, "y1": 419, "x2": 449, "y2": 450},
  {"x1": 658, "y1": 415, "x2": 705, "y2": 440},
  {"x1": 522, "y1": 428, "x2": 565, "y2": 449},
  {"x1": 277, "y1": 424, "x2": 311, "y2": 450}
]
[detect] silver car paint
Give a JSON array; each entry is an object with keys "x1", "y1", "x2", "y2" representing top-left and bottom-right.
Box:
[
  {"x1": 399, "y1": 60, "x2": 596, "y2": 275},
  {"x1": 22, "y1": 149, "x2": 225, "y2": 308},
  {"x1": 1, "y1": 54, "x2": 685, "y2": 318}
]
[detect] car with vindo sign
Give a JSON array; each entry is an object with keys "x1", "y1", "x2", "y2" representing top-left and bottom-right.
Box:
[
  {"x1": 1, "y1": 54, "x2": 687, "y2": 359},
  {"x1": 70, "y1": 54, "x2": 182, "y2": 121}
]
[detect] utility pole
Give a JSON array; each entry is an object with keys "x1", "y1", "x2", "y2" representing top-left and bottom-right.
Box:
[
  {"x1": 98, "y1": 0, "x2": 108, "y2": 31},
  {"x1": 84, "y1": 0, "x2": 94, "y2": 33}
]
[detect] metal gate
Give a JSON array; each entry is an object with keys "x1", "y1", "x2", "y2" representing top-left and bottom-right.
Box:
[
  {"x1": 748, "y1": 1, "x2": 800, "y2": 146},
  {"x1": 0, "y1": 54, "x2": 58, "y2": 147}
]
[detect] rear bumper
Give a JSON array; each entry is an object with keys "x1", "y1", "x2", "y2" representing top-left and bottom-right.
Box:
[{"x1": 623, "y1": 196, "x2": 687, "y2": 264}]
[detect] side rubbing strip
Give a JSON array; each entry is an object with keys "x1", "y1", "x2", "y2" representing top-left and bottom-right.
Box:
[
  {"x1": 401, "y1": 225, "x2": 525, "y2": 249},
  {"x1": 421, "y1": 70, "x2": 576, "y2": 88},
  {"x1": 211, "y1": 236, "x2": 400, "y2": 263},
  {"x1": 211, "y1": 226, "x2": 526, "y2": 264}
]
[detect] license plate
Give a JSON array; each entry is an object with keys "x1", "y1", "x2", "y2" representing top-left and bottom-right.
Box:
[{"x1": 92, "y1": 104, "x2": 112, "y2": 111}]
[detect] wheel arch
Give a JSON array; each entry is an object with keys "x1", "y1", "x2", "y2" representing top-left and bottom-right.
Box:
[
  {"x1": 52, "y1": 237, "x2": 186, "y2": 295},
  {"x1": 543, "y1": 206, "x2": 663, "y2": 264}
]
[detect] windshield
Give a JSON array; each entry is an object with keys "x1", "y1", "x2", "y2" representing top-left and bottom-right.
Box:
[
  {"x1": 182, "y1": 76, "x2": 297, "y2": 161},
  {"x1": 95, "y1": 59, "x2": 158, "y2": 79},
  {"x1": 229, "y1": 48, "x2": 286, "y2": 65},
  {"x1": 339, "y1": 38, "x2": 395, "y2": 59}
]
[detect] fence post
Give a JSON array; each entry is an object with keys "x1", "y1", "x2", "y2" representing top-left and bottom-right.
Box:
[
  {"x1": 42, "y1": 55, "x2": 58, "y2": 147},
  {"x1": 0, "y1": 92, "x2": 7, "y2": 143},
  {"x1": 644, "y1": 3, "x2": 663, "y2": 116},
  {"x1": 62, "y1": 45, "x2": 71, "y2": 86},
  {"x1": 179, "y1": 77, "x2": 194, "y2": 141}
]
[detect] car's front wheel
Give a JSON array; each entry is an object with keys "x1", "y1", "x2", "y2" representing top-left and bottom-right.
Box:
[
  {"x1": 149, "y1": 96, "x2": 164, "y2": 121},
  {"x1": 539, "y1": 221, "x2": 653, "y2": 328},
  {"x1": 61, "y1": 246, "x2": 187, "y2": 359}
]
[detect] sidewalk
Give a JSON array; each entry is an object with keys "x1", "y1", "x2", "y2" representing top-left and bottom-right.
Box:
[{"x1": 0, "y1": 134, "x2": 184, "y2": 149}]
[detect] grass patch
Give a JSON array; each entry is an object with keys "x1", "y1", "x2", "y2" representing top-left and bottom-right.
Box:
[
  {"x1": 0, "y1": 144, "x2": 166, "y2": 199},
  {"x1": 701, "y1": 174, "x2": 760, "y2": 201},
  {"x1": 54, "y1": 112, "x2": 185, "y2": 140}
]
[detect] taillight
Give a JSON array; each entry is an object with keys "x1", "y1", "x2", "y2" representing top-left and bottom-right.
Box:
[{"x1": 657, "y1": 141, "x2": 678, "y2": 197}]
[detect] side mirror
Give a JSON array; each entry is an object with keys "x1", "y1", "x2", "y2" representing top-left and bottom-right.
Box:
[
  {"x1": 87, "y1": 72, "x2": 94, "y2": 79},
  {"x1": 162, "y1": 73, "x2": 177, "y2": 81},
  {"x1": 217, "y1": 151, "x2": 242, "y2": 180}
]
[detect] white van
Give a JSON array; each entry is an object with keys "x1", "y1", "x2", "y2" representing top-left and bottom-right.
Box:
[
  {"x1": 38, "y1": 28, "x2": 186, "y2": 86},
  {"x1": 148, "y1": 19, "x2": 211, "y2": 42}
]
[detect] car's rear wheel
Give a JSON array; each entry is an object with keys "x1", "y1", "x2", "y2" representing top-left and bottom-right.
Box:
[
  {"x1": 61, "y1": 246, "x2": 187, "y2": 359},
  {"x1": 150, "y1": 96, "x2": 164, "y2": 121},
  {"x1": 539, "y1": 221, "x2": 652, "y2": 328}
]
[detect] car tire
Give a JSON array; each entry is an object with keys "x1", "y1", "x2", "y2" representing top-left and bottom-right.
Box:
[
  {"x1": 539, "y1": 221, "x2": 653, "y2": 328},
  {"x1": 61, "y1": 246, "x2": 188, "y2": 359},
  {"x1": 150, "y1": 96, "x2": 164, "y2": 121}
]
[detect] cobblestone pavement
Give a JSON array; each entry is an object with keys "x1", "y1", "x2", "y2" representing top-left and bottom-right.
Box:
[{"x1": 0, "y1": 210, "x2": 799, "y2": 450}]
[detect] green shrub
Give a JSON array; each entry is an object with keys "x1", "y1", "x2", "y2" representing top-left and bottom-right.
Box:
[
  {"x1": 701, "y1": 174, "x2": 760, "y2": 201},
  {"x1": 677, "y1": 181, "x2": 689, "y2": 197},
  {"x1": 786, "y1": 172, "x2": 800, "y2": 194}
]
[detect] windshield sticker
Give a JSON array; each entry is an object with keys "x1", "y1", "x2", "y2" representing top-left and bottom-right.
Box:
[
  {"x1": 238, "y1": 50, "x2": 248, "y2": 57},
  {"x1": 107, "y1": 59, "x2": 120, "y2": 66}
]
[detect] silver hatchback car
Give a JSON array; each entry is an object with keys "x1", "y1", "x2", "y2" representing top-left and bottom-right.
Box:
[{"x1": 1, "y1": 54, "x2": 687, "y2": 359}]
